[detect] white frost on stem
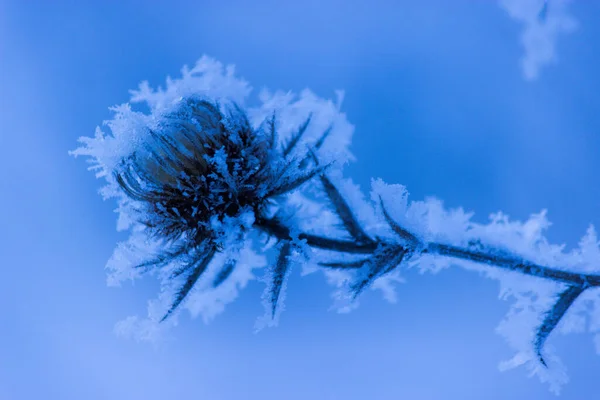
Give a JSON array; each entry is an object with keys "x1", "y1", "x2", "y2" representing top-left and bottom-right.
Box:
[{"x1": 72, "y1": 55, "x2": 600, "y2": 394}]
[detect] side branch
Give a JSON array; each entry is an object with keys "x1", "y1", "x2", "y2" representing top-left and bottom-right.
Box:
[{"x1": 255, "y1": 217, "x2": 378, "y2": 254}]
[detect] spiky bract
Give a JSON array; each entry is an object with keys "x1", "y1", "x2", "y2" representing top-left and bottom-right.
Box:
[{"x1": 113, "y1": 96, "x2": 324, "y2": 318}]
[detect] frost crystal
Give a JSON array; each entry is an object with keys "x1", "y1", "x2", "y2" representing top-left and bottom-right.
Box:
[{"x1": 72, "y1": 55, "x2": 600, "y2": 394}]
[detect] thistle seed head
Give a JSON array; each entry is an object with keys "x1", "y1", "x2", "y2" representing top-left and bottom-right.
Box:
[
  {"x1": 115, "y1": 96, "x2": 324, "y2": 251},
  {"x1": 115, "y1": 97, "x2": 275, "y2": 247},
  {"x1": 110, "y1": 95, "x2": 329, "y2": 319}
]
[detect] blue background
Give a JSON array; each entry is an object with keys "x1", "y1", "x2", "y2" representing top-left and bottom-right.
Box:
[{"x1": 1, "y1": 1, "x2": 599, "y2": 398}]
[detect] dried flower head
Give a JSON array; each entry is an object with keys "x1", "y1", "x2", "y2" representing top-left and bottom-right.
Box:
[{"x1": 111, "y1": 96, "x2": 326, "y2": 319}]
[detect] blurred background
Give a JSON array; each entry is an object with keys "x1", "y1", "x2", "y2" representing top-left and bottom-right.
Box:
[{"x1": 1, "y1": 0, "x2": 599, "y2": 398}]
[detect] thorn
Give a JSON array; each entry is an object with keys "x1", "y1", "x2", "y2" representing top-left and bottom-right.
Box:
[
  {"x1": 283, "y1": 114, "x2": 312, "y2": 157},
  {"x1": 270, "y1": 242, "x2": 292, "y2": 319},
  {"x1": 379, "y1": 196, "x2": 420, "y2": 247},
  {"x1": 533, "y1": 284, "x2": 585, "y2": 366},
  {"x1": 320, "y1": 174, "x2": 373, "y2": 244}
]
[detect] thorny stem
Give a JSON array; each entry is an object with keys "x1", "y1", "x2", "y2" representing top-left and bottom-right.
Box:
[
  {"x1": 254, "y1": 142, "x2": 600, "y2": 366},
  {"x1": 427, "y1": 243, "x2": 600, "y2": 287},
  {"x1": 255, "y1": 217, "x2": 378, "y2": 254},
  {"x1": 255, "y1": 217, "x2": 600, "y2": 288}
]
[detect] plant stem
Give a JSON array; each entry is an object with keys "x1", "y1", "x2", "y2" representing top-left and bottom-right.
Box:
[
  {"x1": 255, "y1": 217, "x2": 600, "y2": 288},
  {"x1": 255, "y1": 217, "x2": 377, "y2": 254},
  {"x1": 427, "y1": 243, "x2": 600, "y2": 287}
]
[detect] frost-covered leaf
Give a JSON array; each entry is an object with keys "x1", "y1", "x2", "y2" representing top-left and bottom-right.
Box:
[
  {"x1": 282, "y1": 114, "x2": 312, "y2": 157},
  {"x1": 535, "y1": 284, "x2": 585, "y2": 366},
  {"x1": 350, "y1": 244, "x2": 407, "y2": 298},
  {"x1": 269, "y1": 241, "x2": 292, "y2": 318},
  {"x1": 320, "y1": 175, "x2": 373, "y2": 244},
  {"x1": 212, "y1": 259, "x2": 236, "y2": 288},
  {"x1": 161, "y1": 246, "x2": 216, "y2": 321}
]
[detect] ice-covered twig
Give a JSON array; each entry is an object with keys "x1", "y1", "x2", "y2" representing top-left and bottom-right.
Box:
[
  {"x1": 256, "y1": 175, "x2": 600, "y2": 367},
  {"x1": 71, "y1": 57, "x2": 600, "y2": 393}
]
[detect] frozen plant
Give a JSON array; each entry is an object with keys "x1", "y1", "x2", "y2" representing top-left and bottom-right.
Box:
[{"x1": 71, "y1": 56, "x2": 600, "y2": 394}]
